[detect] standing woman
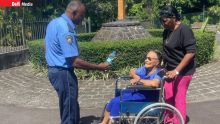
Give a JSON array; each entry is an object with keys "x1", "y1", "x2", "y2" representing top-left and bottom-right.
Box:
[{"x1": 159, "y1": 5, "x2": 196, "y2": 124}]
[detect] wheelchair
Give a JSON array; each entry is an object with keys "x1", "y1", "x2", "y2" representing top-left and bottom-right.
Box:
[{"x1": 99, "y1": 69, "x2": 184, "y2": 124}]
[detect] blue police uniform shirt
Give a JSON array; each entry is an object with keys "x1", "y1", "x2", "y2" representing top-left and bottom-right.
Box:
[
  {"x1": 136, "y1": 66, "x2": 161, "y2": 81},
  {"x1": 45, "y1": 14, "x2": 79, "y2": 68}
]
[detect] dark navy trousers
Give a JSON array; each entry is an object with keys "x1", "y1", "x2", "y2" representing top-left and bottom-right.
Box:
[{"x1": 48, "y1": 67, "x2": 80, "y2": 124}]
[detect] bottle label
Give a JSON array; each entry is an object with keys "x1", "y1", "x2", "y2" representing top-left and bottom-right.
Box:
[
  {"x1": 107, "y1": 58, "x2": 113, "y2": 63},
  {"x1": 106, "y1": 50, "x2": 117, "y2": 64}
]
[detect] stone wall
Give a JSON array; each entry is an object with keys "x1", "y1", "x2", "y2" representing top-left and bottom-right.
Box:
[
  {"x1": 92, "y1": 21, "x2": 151, "y2": 41},
  {"x1": 0, "y1": 49, "x2": 29, "y2": 70}
]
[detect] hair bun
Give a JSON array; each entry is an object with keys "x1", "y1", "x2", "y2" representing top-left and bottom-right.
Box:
[{"x1": 159, "y1": 5, "x2": 181, "y2": 21}]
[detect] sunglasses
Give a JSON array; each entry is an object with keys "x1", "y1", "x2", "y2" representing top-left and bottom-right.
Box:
[{"x1": 145, "y1": 57, "x2": 158, "y2": 61}]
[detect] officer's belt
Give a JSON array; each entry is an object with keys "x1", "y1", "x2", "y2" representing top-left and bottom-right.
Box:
[{"x1": 48, "y1": 66, "x2": 74, "y2": 71}]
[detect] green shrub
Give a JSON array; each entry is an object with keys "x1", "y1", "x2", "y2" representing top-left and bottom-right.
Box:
[
  {"x1": 77, "y1": 32, "x2": 96, "y2": 42},
  {"x1": 28, "y1": 31, "x2": 215, "y2": 79},
  {"x1": 79, "y1": 38, "x2": 162, "y2": 70},
  {"x1": 28, "y1": 39, "x2": 46, "y2": 71},
  {"x1": 28, "y1": 38, "x2": 162, "y2": 79},
  {"x1": 195, "y1": 31, "x2": 215, "y2": 66},
  {"x1": 148, "y1": 29, "x2": 163, "y2": 37}
]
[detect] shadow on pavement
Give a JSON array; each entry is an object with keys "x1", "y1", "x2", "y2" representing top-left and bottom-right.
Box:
[
  {"x1": 80, "y1": 115, "x2": 100, "y2": 124},
  {"x1": 186, "y1": 115, "x2": 190, "y2": 124}
]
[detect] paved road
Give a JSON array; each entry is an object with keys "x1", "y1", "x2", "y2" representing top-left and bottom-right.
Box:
[
  {"x1": 0, "y1": 99, "x2": 219, "y2": 124},
  {"x1": 187, "y1": 99, "x2": 220, "y2": 124}
]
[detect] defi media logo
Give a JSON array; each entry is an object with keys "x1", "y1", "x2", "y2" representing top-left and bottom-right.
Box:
[{"x1": 0, "y1": 0, "x2": 33, "y2": 7}]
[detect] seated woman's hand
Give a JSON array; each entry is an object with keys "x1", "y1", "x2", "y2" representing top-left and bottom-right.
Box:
[{"x1": 130, "y1": 78, "x2": 140, "y2": 85}]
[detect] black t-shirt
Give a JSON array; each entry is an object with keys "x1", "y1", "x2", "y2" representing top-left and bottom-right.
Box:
[{"x1": 163, "y1": 24, "x2": 196, "y2": 75}]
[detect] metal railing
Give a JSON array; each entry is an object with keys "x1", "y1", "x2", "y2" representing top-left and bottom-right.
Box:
[
  {"x1": 0, "y1": 19, "x2": 27, "y2": 53},
  {"x1": 0, "y1": 17, "x2": 91, "y2": 54},
  {"x1": 23, "y1": 18, "x2": 49, "y2": 41}
]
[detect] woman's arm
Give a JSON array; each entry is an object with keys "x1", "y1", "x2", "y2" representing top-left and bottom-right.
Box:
[
  {"x1": 129, "y1": 69, "x2": 160, "y2": 87},
  {"x1": 129, "y1": 69, "x2": 141, "y2": 81},
  {"x1": 129, "y1": 69, "x2": 141, "y2": 85},
  {"x1": 139, "y1": 79, "x2": 160, "y2": 88},
  {"x1": 175, "y1": 52, "x2": 195, "y2": 73},
  {"x1": 166, "y1": 52, "x2": 195, "y2": 79}
]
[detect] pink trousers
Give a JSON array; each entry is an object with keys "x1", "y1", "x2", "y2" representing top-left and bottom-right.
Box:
[{"x1": 164, "y1": 75, "x2": 192, "y2": 124}]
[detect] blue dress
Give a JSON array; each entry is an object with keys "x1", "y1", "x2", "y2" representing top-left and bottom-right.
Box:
[{"x1": 106, "y1": 67, "x2": 161, "y2": 116}]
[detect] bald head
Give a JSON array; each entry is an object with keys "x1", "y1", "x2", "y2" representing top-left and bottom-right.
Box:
[
  {"x1": 66, "y1": 1, "x2": 83, "y2": 13},
  {"x1": 65, "y1": 0, "x2": 86, "y2": 25}
]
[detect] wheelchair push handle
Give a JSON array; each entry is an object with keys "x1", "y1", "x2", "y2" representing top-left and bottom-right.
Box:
[{"x1": 157, "y1": 68, "x2": 167, "y2": 79}]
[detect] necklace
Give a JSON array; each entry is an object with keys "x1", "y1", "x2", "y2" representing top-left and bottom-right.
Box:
[{"x1": 165, "y1": 31, "x2": 173, "y2": 44}]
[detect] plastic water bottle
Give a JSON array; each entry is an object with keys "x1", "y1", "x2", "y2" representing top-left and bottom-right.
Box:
[{"x1": 106, "y1": 50, "x2": 117, "y2": 64}]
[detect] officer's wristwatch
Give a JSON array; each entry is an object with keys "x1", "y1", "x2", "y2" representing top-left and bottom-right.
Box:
[{"x1": 174, "y1": 69, "x2": 179, "y2": 75}]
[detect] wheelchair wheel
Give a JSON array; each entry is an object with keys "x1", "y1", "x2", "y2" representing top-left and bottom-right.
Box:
[{"x1": 134, "y1": 103, "x2": 184, "y2": 124}]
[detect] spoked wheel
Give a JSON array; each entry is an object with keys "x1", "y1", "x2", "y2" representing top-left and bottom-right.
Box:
[
  {"x1": 90, "y1": 120, "x2": 100, "y2": 124},
  {"x1": 111, "y1": 116, "x2": 134, "y2": 124},
  {"x1": 134, "y1": 103, "x2": 184, "y2": 124}
]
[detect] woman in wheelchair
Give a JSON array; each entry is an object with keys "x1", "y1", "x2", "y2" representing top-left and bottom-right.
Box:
[{"x1": 100, "y1": 50, "x2": 162, "y2": 124}]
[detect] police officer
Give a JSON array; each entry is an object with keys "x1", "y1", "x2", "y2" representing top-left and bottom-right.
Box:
[{"x1": 45, "y1": 1, "x2": 110, "y2": 124}]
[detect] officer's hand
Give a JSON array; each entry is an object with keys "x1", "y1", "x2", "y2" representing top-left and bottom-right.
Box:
[{"x1": 98, "y1": 62, "x2": 111, "y2": 70}]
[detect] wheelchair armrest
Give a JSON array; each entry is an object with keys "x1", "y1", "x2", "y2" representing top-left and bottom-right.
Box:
[
  {"x1": 114, "y1": 76, "x2": 132, "y2": 96},
  {"x1": 126, "y1": 85, "x2": 161, "y2": 90},
  {"x1": 118, "y1": 76, "x2": 132, "y2": 80},
  {"x1": 115, "y1": 76, "x2": 132, "y2": 87}
]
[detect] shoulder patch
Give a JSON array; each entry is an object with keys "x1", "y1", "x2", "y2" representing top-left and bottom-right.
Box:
[{"x1": 66, "y1": 35, "x2": 73, "y2": 44}]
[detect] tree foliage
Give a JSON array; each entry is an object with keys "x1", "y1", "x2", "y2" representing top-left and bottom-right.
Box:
[
  {"x1": 126, "y1": 0, "x2": 219, "y2": 26},
  {"x1": 1, "y1": 0, "x2": 219, "y2": 31},
  {"x1": 81, "y1": 0, "x2": 117, "y2": 31}
]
